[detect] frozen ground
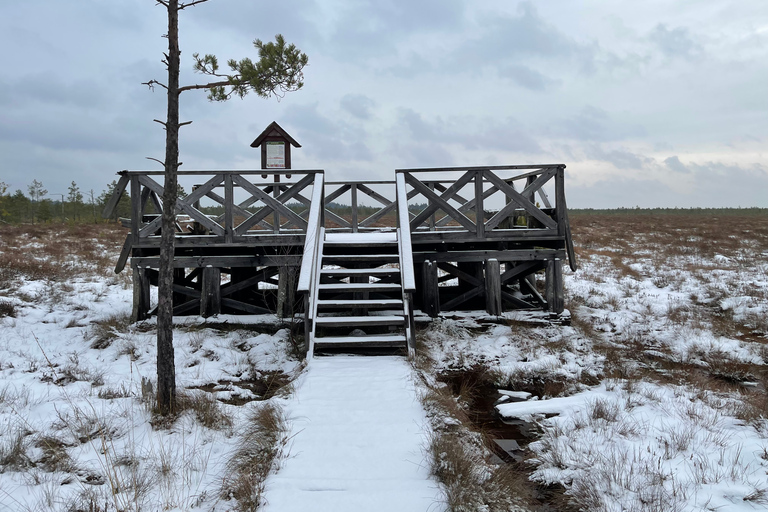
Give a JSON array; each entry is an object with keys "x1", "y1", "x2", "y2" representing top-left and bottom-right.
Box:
[{"x1": 2, "y1": 214, "x2": 768, "y2": 511}]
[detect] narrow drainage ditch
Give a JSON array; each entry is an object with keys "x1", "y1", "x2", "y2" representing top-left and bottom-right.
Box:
[{"x1": 438, "y1": 369, "x2": 578, "y2": 512}]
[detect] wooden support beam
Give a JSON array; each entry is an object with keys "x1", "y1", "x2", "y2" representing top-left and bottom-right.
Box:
[
  {"x1": 277, "y1": 266, "x2": 298, "y2": 319},
  {"x1": 422, "y1": 260, "x2": 440, "y2": 317},
  {"x1": 200, "y1": 266, "x2": 221, "y2": 318},
  {"x1": 131, "y1": 266, "x2": 150, "y2": 322},
  {"x1": 545, "y1": 258, "x2": 564, "y2": 314},
  {"x1": 485, "y1": 258, "x2": 501, "y2": 316},
  {"x1": 102, "y1": 174, "x2": 130, "y2": 219}
]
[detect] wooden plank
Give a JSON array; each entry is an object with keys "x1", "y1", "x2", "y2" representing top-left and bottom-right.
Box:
[
  {"x1": 500, "y1": 261, "x2": 544, "y2": 283},
  {"x1": 435, "y1": 183, "x2": 498, "y2": 227},
  {"x1": 485, "y1": 258, "x2": 501, "y2": 316},
  {"x1": 441, "y1": 286, "x2": 483, "y2": 310},
  {"x1": 520, "y1": 275, "x2": 546, "y2": 305},
  {"x1": 313, "y1": 335, "x2": 407, "y2": 348},
  {"x1": 149, "y1": 190, "x2": 163, "y2": 213},
  {"x1": 121, "y1": 169, "x2": 323, "y2": 176},
  {"x1": 297, "y1": 174, "x2": 325, "y2": 292},
  {"x1": 406, "y1": 171, "x2": 476, "y2": 232},
  {"x1": 200, "y1": 266, "x2": 221, "y2": 317},
  {"x1": 277, "y1": 266, "x2": 298, "y2": 319},
  {"x1": 172, "y1": 283, "x2": 201, "y2": 298},
  {"x1": 138, "y1": 174, "x2": 225, "y2": 236},
  {"x1": 231, "y1": 174, "x2": 307, "y2": 232},
  {"x1": 130, "y1": 176, "x2": 141, "y2": 244},
  {"x1": 173, "y1": 298, "x2": 200, "y2": 316},
  {"x1": 350, "y1": 183, "x2": 358, "y2": 232},
  {"x1": 131, "y1": 255, "x2": 302, "y2": 268},
  {"x1": 437, "y1": 261, "x2": 482, "y2": 286},
  {"x1": 220, "y1": 268, "x2": 279, "y2": 297},
  {"x1": 546, "y1": 258, "x2": 564, "y2": 314},
  {"x1": 131, "y1": 266, "x2": 150, "y2": 322},
  {"x1": 483, "y1": 172, "x2": 558, "y2": 230},
  {"x1": 315, "y1": 316, "x2": 404, "y2": 327},
  {"x1": 102, "y1": 174, "x2": 130, "y2": 219},
  {"x1": 396, "y1": 173, "x2": 416, "y2": 292},
  {"x1": 318, "y1": 283, "x2": 401, "y2": 292},
  {"x1": 501, "y1": 290, "x2": 535, "y2": 309},
  {"x1": 422, "y1": 260, "x2": 440, "y2": 317},
  {"x1": 316, "y1": 299, "x2": 403, "y2": 308},
  {"x1": 220, "y1": 298, "x2": 273, "y2": 315},
  {"x1": 475, "y1": 171, "x2": 485, "y2": 239},
  {"x1": 413, "y1": 249, "x2": 564, "y2": 264},
  {"x1": 324, "y1": 183, "x2": 351, "y2": 204},
  {"x1": 114, "y1": 236, "x2": 133, "y2": 274},
  {"x1": 224, "y1": 174, "x2": 234, "y2": 243}
]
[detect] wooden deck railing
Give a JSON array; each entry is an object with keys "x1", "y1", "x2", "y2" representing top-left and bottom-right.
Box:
[{"x1": 396, "y1": 165, "x2": 576, "y2": 269}]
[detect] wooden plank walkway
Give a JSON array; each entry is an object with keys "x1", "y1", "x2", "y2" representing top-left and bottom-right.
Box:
[{"x1": 262, "y1": 356, "x2": 442, "y2": 512}]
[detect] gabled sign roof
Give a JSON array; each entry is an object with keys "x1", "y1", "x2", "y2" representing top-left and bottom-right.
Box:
[{"x1": 249, "y1": 121, "x2": 301, "y2": 148}]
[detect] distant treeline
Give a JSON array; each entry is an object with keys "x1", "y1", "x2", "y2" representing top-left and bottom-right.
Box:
[
  {"x1": 0, "y1": 179, "x2": 135, "y2": 224},
  {"x1": 570, "y1": 207, "x2": 768, "y2": 216}
]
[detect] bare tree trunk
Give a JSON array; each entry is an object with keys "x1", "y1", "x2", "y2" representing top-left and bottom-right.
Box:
[{"x1": 157, "y1": 0, "x2": 180, "y2": 415}]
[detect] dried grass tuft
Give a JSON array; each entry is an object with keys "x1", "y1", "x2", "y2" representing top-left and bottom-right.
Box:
[{"x1": 220, "y1": 403, "x2": 289, "y2": 511}]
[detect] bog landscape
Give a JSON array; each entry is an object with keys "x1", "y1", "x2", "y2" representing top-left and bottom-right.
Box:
[{"x1": 1, "y1": 205, "x2": 767, "y2": 511}]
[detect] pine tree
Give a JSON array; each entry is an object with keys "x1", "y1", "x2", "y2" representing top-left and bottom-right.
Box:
[
  {"x1": 146, "y1": 0, "x2": 308, "y2": 415},
  {"x1": 67, "y1": 181, "x2": 84, "y2": 220}
]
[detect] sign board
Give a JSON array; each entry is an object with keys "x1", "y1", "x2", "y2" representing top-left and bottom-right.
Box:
[{"x1": 265, "y1": 141, "x2": 286, "y2": 168}]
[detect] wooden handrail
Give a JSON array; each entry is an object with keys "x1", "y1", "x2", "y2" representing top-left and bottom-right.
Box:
[
  {"x1": 297, "y1": 173, "x2": 325, "y2": 292},
  {"x1": 396, "y1": 173, "x2": 416, "y2": 292}
]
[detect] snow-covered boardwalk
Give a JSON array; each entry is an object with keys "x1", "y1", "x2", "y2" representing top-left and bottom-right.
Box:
[{"x1": 263, "y1": 356, "x2": 442, "y2": 512}]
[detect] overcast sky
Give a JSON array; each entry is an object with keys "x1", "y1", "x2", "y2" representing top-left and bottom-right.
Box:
[{"x1": 1, "y1": 0, "x2": 766, "y2": 208}]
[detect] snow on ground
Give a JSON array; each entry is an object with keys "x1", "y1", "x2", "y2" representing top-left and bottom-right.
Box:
[
  {"x1": 262, "y1": 356, "x2": 442, "y2": 512},
  {"x1": 0, "y1": 227, "x2": 303, "y2": 511}
]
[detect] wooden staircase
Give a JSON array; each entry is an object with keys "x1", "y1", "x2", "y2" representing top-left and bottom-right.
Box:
[{"x1": 308, "y1": 232, "x2": 413, "y2": 356}]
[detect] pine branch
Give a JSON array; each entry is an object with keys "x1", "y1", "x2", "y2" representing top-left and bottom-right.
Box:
[
  {"x1": 177, "y1": 80, "x2": 233, "y2": 94},
  {"x1": 179, "y1": 0, "x2": 209, "y2": 9},
  {"x1": 143, "y1": 79, "x2": 168, "y2": 91}
]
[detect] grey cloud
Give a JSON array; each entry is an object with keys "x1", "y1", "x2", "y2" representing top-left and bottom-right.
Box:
[
  {"x1": 326, "y1": 0, "x2": 465, "y2": 59},
  {"x1": 186, "y1": 0, "x2": 320, "y2": 46},
  {"x1": 586, "y1": 145, "x2": 652, "y2": 170},
  {"x1": 340, "y1": 94, "x2": 376, "y2": 120},
  {"x1": 571, "y1": 161, "x2": 768, "y2": 208},
  {"x1": 649, "y1": 24, "x2": 702, "y2": 60},
  {"x1": 450, "y1": 2, "x2": 595, "y2": 78},
  {"x1": 499, "y1": 64, "x2": 556, "y2": 91},
  {"x1": 556, "y1": 106, "x2": 646, "y2": 142},
  {"x1": 397, "y1": 108, "x2": 541, "y2": 154},
  {"x1": 0, "y1": 74, "x2": 109, "y2": 109},
  {"x1": 391, "y1": 142, "x2": 454, "y2": 169},
  {"x1": 570, "y1": 177, "x2": 681, "y2": 208},
  {"x1": 283, "y1": 103, "x2": 374, "y2": 162},
  {"x1": 664, "y1": 156, "x2": 690, "y2": 173}
]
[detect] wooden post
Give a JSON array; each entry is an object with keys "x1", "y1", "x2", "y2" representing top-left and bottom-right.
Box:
[
  {"x1": 172, "y1": 268, "x2": 186, "y2": 306},
  {"x1": 278, "y1": 266, "x2": 298, "y2": 319},
  {"x1": 485, "y1": 258, "x2": 501, "y2": 316},
  {"x1": 350, "y1": 183, "x2": 358, "y2": 233},
  {"x1": 422, "y1": 260, "x2": 440, "y2": 317},
  {"x1": 545, "y1": 258, "x2": 564, "y2": 315},
  {"x1": 132, "y1": 266, "x2": 150, "y2": 322},
  {"x1": 475, "y1": 171, "x2": 485, "y2": 239},
  {"x1": 200, "y1": 266, "x2": 221, "y2": 317}
]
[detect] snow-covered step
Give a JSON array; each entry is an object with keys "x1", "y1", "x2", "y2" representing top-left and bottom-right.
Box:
[
  {"x1": 322, "y1": 254, "x2": 399, "y2": 263},
  {"x1": 316, "y1": 299, "x2": 403, "y2": 309},
  {"x1": 318, "y1": 282, "x2": 402, "y2": 293},
  {"x1": 313, "y1": 334, "x2": 408, "y2": 349},
  {"x1": 315, "y1": 315, "x2": 405, "y2": 327},
  {"x1": 320, "y1": 268, "x2": 398, "y2": 276}
]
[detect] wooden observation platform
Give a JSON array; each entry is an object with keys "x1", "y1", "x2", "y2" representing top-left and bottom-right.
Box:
[{"x1": 104, "y1": 164, "x2": 576, "y2": 357}]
